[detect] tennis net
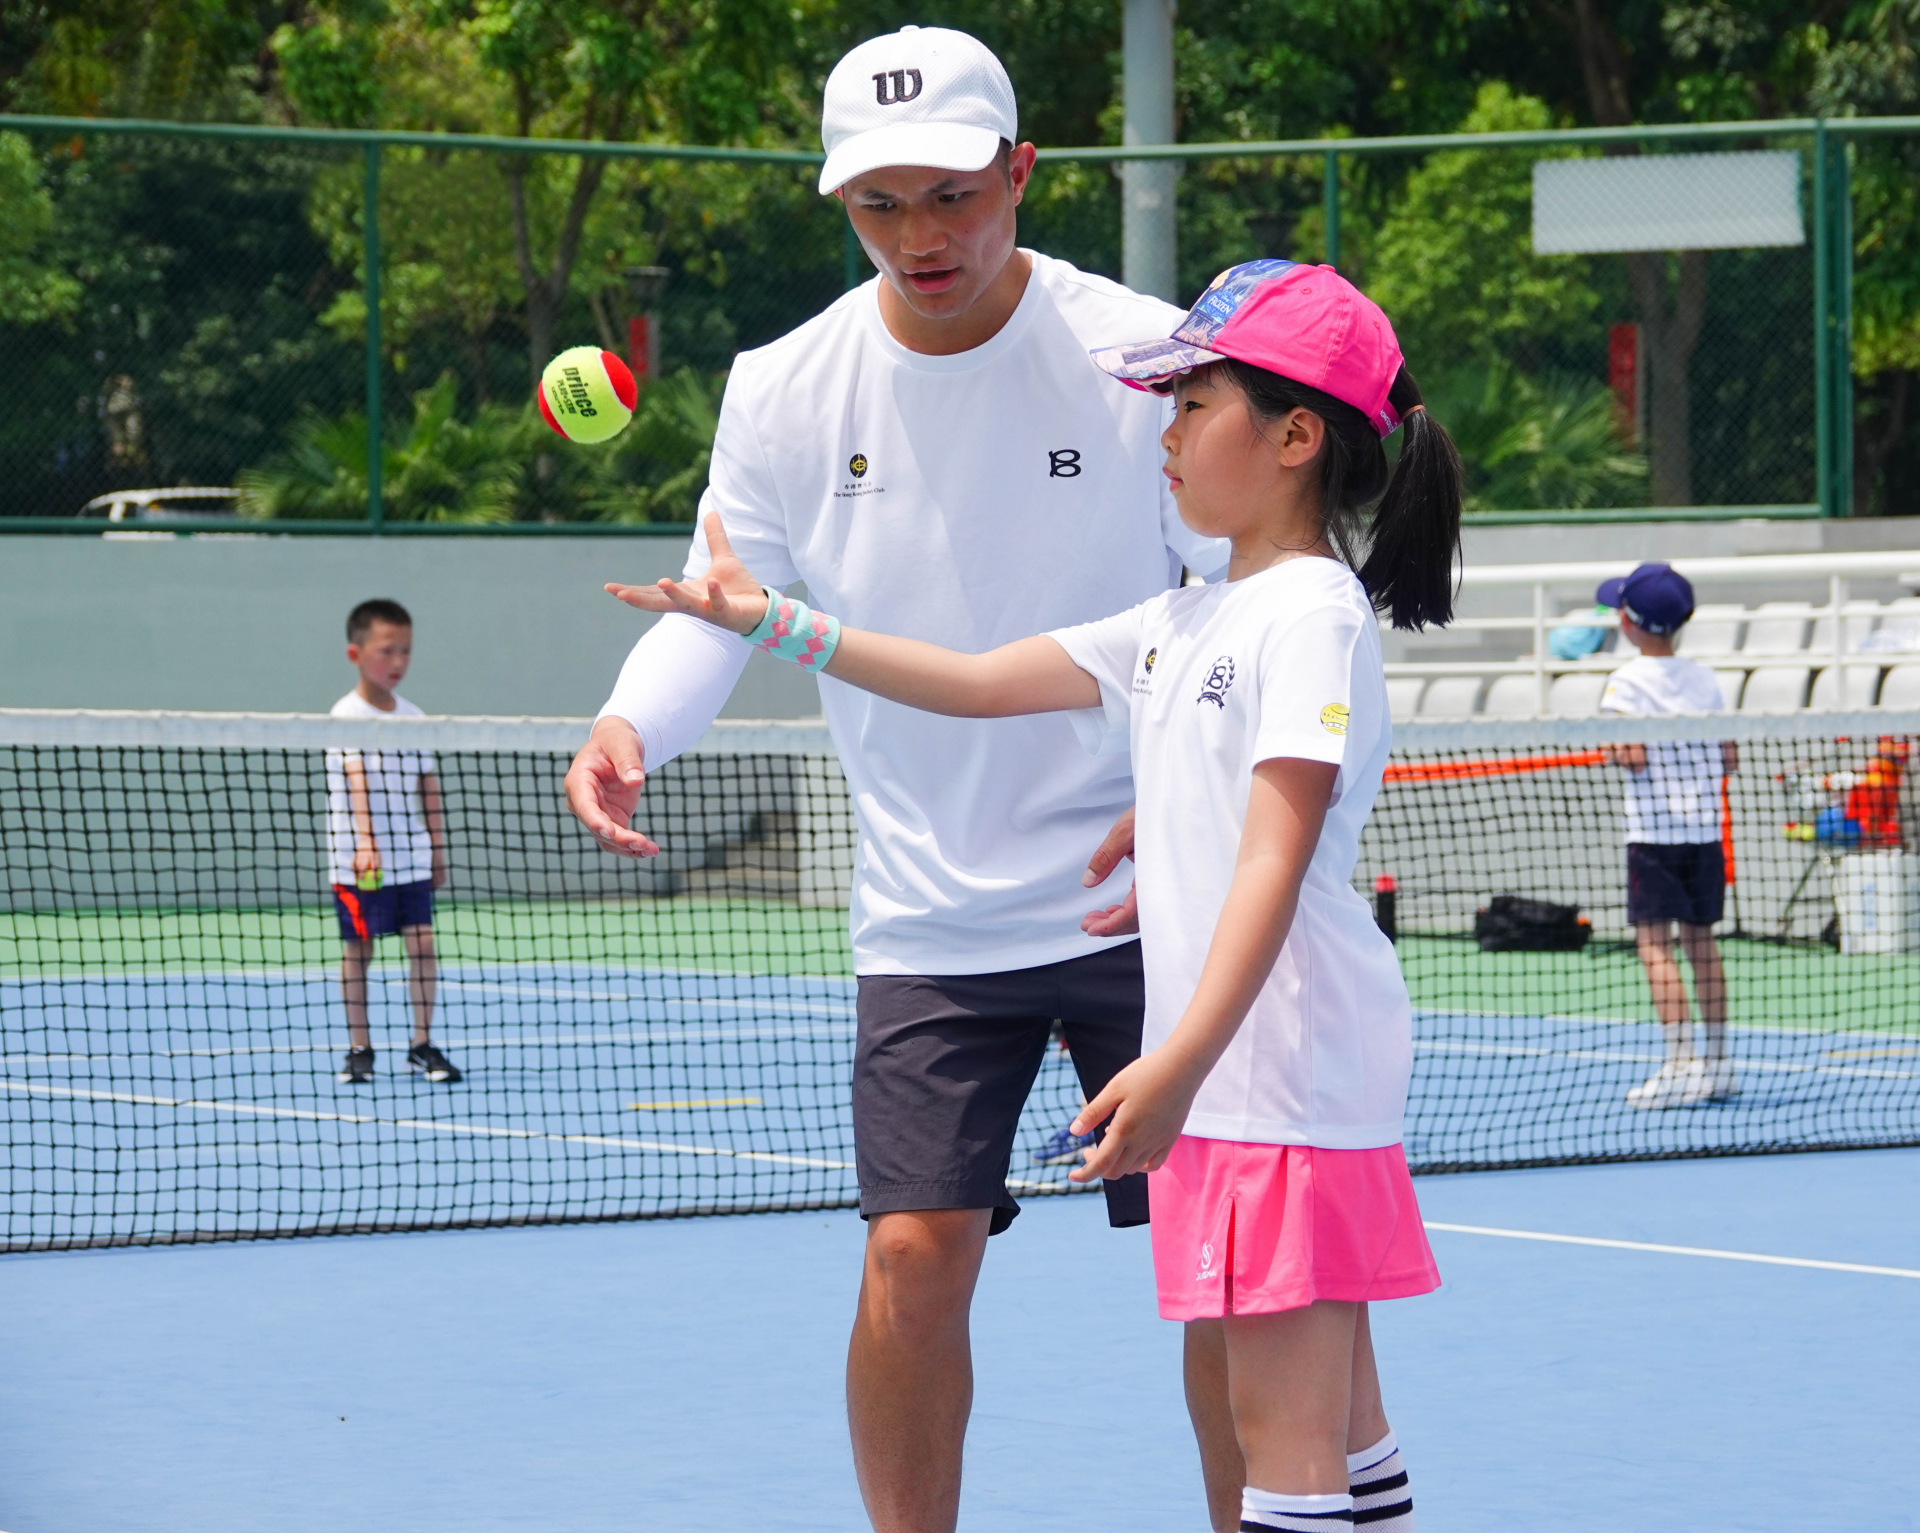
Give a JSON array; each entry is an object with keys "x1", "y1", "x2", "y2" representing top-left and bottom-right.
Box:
[{"x1": 4, "y1": 707, "x2": 1918, "y2": 1252}]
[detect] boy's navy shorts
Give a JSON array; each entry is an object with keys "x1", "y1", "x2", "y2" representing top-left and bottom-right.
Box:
[
  {"x1": 332, "y1": 879, "x2": 434, "y2": 941},
  {"x1": 1626, "y1": 842, "x2": 1724, "y2": 927}
]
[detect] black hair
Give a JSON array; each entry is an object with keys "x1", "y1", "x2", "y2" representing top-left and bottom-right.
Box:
[
  {"x1": 1217, "y1": 358, "x2": 1463, "y2": 631},
  {"x1": 347, "y1": 598, "x2": 412, "y2": 645}
]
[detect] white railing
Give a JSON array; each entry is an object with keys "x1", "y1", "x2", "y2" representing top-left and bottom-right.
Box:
[{"x1": 1390, "y1": 549, "x2": 1920, "y2": 714}]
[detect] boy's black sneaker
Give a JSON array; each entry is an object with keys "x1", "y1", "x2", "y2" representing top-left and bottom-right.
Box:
[
  {"x1": 337, "y1": 1047, "x2": 375, "y2": 1084},
  {"x1": 407, "y1": 1042, "x2": 462, "y2": 1083}
]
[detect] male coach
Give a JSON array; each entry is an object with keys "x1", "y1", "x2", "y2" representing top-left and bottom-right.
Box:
[{"x1": 565, "y1": 27, "x2": 1231, "y2": 1531}]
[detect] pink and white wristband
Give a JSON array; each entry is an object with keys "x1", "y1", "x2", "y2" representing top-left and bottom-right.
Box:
[{"x1": 743, "y1": 586, "x2": 841, "y2": 669}]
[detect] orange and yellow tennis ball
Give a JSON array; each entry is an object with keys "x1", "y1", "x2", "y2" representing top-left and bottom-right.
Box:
[{"x1": 537, "y1": 346, "x2": 637, "y2": 444}]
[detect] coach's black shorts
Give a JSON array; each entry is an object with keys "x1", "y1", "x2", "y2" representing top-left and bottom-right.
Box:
[
  {"x1": 1626, "y1": 842, "x2": 1725, "y2": 927},
  {"x1": 853, "y1": 942, "x2": 1149, "y2": 1236}
]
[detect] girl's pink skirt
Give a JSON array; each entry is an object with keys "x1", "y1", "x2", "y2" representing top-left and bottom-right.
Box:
[{"x1": 1148, "y1": 1136, "x2": 1441, "y2": 1320}]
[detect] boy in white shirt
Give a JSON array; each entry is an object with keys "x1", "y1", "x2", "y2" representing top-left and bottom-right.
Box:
[
  {"x1": 328, "y1": 599, "x2": 458, "y2": 1085},
  {"x1": 1596, "y1": 564, "x2": 1738, "y2": 1109}
]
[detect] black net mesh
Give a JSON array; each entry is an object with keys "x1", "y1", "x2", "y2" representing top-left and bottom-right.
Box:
[
  {"x1": 4, "y1": 709, "x2": 1918, "y2": 1252},
  {"x1": 1375, "y1": 711, "x2": 1920, "y2": 1170}
]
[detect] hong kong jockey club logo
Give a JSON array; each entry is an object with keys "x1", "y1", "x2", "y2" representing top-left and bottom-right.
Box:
[
  {"x1": 1143, "y1": 647, "x2": 1157, "y2": 674},
  {"x1": 1197, "y1": 656, "x2": 1235, "y2": 708},
  {"x1": 873, "y1": 69, "x2": 923, "y2": 105},
  {"x1": 848, "y1": 452, "x2": 868, "y2": 478}
]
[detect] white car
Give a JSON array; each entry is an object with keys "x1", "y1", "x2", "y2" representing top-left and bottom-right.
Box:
[{"x1": 78, "y1": 487, "x2": 240, "y2": 522}]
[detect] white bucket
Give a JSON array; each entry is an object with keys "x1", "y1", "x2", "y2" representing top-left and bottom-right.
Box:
[{"x1": 1834, "y1": 849, "x2": 1920, "y2": 955}]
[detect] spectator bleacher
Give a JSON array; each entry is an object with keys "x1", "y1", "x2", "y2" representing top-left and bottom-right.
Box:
[{"x1": 1386, "y1": 553, "x2": 1920, "y2": 721}]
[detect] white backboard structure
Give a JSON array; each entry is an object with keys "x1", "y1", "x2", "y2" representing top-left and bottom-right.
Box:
[{"x1": 1532, "y1": 151, "x2": 1804, "y2": 255}]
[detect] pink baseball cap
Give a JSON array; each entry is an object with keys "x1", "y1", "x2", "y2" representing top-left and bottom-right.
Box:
[{"x1": 1090, "y1": 259, "x2": 1408, "y2": 436}]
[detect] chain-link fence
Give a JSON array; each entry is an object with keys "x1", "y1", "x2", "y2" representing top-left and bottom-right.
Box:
[
  {"x1": 0, "y1": 114, "x2": 1909, "y2": 528},
  {"x1": 0, "y1": 124, "x2": 847, "y2": 529},
  {"x1": 1029, "y1": 121, "x2": 1879, "y2": 520}
]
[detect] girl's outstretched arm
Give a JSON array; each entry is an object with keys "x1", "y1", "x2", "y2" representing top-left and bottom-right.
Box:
[
  {"x1": 1069, "y1": 755, "x2": 1338, "y2": 1183},
  {"x1": 607, "y1": 514, "x2": 1101, "y2": 717}
]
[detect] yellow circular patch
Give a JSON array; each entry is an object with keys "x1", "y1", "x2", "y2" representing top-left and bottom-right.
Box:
[{"x1": 1320, "y1": 704, "x2": 1350, "y2": 734}]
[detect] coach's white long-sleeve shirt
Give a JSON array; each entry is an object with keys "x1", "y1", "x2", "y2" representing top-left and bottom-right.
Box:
[{"x1": 601, "y1": 253, "x2": 1227, "y2": 976}]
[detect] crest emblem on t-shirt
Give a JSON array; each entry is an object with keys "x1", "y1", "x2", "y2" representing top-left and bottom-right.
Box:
[
  {"x1": 836, "y1": 451, "x2": 883, "y2": 500},
  {"x1": 1134, "y1": 646, "x2": 1158, "y2": 696},
  {"x1": 1197, "y1": 656, "x2": 1235, "y2": 708}
]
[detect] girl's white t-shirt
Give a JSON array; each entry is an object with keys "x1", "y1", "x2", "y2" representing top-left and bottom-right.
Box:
[
  {"x1": 605, "y1": 251, "x2": 1228, "y2": 977},
  {"x1": 1050, "y1": 558, "x2": 1411, "y2": 1149},
  {"x1": 325, "y1": 691, "x2": 435, "y2": 886}
]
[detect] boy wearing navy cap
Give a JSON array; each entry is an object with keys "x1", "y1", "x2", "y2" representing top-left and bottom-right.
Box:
[{"x1": 1597, "y1": 563, "x2": 1739, "y2": 1108}]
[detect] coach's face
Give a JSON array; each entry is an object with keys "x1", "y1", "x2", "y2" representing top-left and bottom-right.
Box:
[{"x1": 839, "y1": 145, "x2": 1036, "y2": 322}]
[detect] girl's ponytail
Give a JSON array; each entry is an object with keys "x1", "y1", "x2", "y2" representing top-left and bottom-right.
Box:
[
  {"x1": 1219, "y1": 358, "x2": 1462, "y2": 632},
  {"x1": 1356, "y1": 368, "x2": 1463, "y2": 632}
]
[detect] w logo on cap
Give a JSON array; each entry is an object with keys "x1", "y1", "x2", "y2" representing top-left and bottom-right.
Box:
[{"x1": 873, "y1": 68, "x2": 923, "y2": 104}]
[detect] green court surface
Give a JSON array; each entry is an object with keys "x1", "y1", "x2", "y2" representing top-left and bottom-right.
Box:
[
  {"x1": 1394, "y1": 932, "x2": 1920, "y2": 1038},
  {"x1": 9, "y1": 910, "x2": 1917, "y2": 1040},
  {"x1": 0, "y1": 897, "x2": 853, "y2": 978}
]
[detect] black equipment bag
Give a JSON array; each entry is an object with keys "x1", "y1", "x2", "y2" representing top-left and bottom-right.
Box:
[{"x1": 1473, "y1": 895, "x2": 1592, "y2": 953}]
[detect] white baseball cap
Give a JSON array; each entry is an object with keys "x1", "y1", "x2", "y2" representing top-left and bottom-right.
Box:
[{"x1": 818, "y1": 26, "x2": 1018, "y2": 196}]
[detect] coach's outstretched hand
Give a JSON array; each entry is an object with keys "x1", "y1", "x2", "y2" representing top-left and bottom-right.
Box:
[
  {"x1": 605, "y1": 515, "x2": 770, "y2": 635},
  {"x1": 565, "y1": 717, "x2": 659, "y2": 859}
]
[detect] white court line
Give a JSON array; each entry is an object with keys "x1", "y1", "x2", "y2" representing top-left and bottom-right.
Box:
[
  {"x1": 1424, "y1": 1221, "x2": 1920, "y2": 1279},
  {"x1": 0, "y1": 1079, "x2": 851, "y2": 1171},
  {"x1": 3, "y1": 958, "x2": 857, "y2": 990},
  {"x1": 1413, "y1": 1007, "x2": 1920, "y2": 1044},
  {"x1": 0, "y1": 1018, "x2": 858, "y2": 1064},
  {"x1": 1415, "y1": 1040, "x2": 1914, "y2": 1082},
  {"x1": 11, "y1": 978, "x2": 855, "y2": 1018},
  {"x1": 439, "y1": 978, "x2": 855, "y2": 1015},
  {"x1": 10, "y1": 1035, "x2": 1897, "y2": 1075}
]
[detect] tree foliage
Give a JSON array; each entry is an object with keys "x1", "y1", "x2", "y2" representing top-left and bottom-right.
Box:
[
  {"x1": 1424, "y1": 357, "x2": 1649, "y2": 512},
  {"x1": 1366, "y1": 85, "x2": 1602, "y2": 373},
  {"x1": 237, "y1": 370, "x2": 521, "y2": 520},
  {"x1": 6, "y1": 0, "x2": 1920, "y2": 516},
  {"x1": 0, "y1": 129, "x2": 80, "y2": 322}
]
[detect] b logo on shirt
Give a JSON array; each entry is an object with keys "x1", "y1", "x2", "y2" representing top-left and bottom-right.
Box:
[
  {"x1": 1048, "y1": 448, "x2": 1082, "y2": 478},
  {"x1": 1197, "y1": 656, "x2": 1235, "y2": 708},
  {"x1": 1320, "y1": 703, "x2": 1350, "y2": 735}
]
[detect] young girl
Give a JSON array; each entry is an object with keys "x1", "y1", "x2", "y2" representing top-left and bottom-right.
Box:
[{"x1": 611, "y1": 259, "x2": 1462, "y2": 1533}]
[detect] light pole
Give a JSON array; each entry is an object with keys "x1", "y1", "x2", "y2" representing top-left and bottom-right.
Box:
[
  {"x1": 623, "y1": 265, "x2": 670, "y2": 388},
  {"x1": 1122, "y1": 0, "x2": 1178, "y2": 302}
]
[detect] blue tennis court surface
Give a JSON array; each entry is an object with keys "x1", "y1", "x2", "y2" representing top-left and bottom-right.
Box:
[
  {"x1": 4, "y1": 962, "x2": 1095, "y2": 1245},
  {"x1": 2, "y1": 1146, "x2": 1915, "y2": 1532},
  {"x1": 6, "y1": 957, "x2": 1916, "y2": 1247}
]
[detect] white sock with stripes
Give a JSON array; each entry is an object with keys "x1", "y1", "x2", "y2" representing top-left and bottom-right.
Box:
[
  {"x1": 1347, "y1": 1430, "x2": 1414, "y2": 1529},
  {"x1": 1240, "y1": 1487, "x2": 1354, "y2": 1530}
]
